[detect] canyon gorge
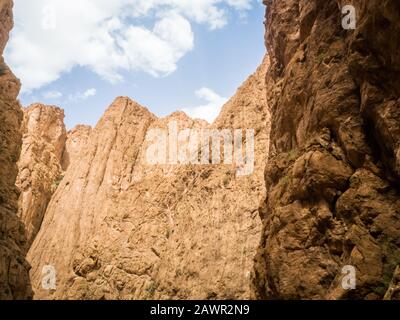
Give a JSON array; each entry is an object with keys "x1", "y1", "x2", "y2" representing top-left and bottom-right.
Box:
[{"x1": 0, "y1": 0, "x2": 399, "y2": 300}]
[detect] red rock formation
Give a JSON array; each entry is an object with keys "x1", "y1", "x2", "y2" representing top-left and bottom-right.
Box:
[
  {"x1": 17, "y1": 104, "x2": 67, "y2": 248},
  {"x1": 0, "y1": 0, "x2": 32, "y2": 299},
  {"x1": 253, "y1": 0, "x2": 400, "y2": 299},
  {"x1": 27, "y1": 57, "x2": 270, "y2": 299}
]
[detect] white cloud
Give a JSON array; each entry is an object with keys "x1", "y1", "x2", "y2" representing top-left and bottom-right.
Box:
[
  {"x1": 42, "y1": 90, "x2": 62, "y2": 99},
  {"x1": 5, "y1": 0, "x2": 253, "y2": 93},
  {"x1": 182, "y1": 87, "x2": 228, "y2": 123},
  {"x1": 68, "y1": 88, "x2": 97, "y2": 103},
  {"x1": 83, "y1": 88, "x2": 97, "y2": 98}
]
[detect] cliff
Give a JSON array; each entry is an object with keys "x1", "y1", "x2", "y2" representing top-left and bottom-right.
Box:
[
  {"x1": 16, "y1": 104, "x2": 67, "y2": 248},
  {"x1": 0, "y1": 0, "x2": 32, "y2": 299},
  {"x1": 61, "y1": 125, "x2": 92, "y2": 170},
  {"x1": 253, "y1": 0, "x2": 400, "y2": 299},
  {"x1": 4, "y1": 0, "x2": 400, "y2": 301},
  {"x1": 26, "y1": 56, "x2": 270, "y2": 299}
]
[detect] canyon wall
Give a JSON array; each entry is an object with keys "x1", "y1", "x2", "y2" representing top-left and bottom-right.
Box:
[
  {"x1": 27, "y1": 57, "x2": 270, "y2": 300},
  {"x1": 6, "y1": 0, "x2": 399, "y2": 301},
  {"x1": 253, "y1": 0, "x2": 400, "y2": 299},
  {"x1": 0, "y1": 0, "x2": 32, "y2": 299},
  {"x1": 61, "y1": 125, "x2": 92, "y2": 170},
  {"x1": 16, "y1": 104, "x2": 67, "y2": 248}
]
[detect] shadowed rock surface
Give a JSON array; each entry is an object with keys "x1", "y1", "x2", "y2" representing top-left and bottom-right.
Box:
[
  {"x1": 0, "y1": 0, "x2": 32, "y2": 299},
  {"x1": 252, "y1": 0, "x2": 400, "y2": 300}
]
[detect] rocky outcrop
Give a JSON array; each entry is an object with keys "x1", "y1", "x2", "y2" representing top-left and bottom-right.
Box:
[
  {"x1": 253, "y1": 0, "x2": 400, "y2": 299},
  {"x1": 27, "y1": 57, "x2": 270, "y2": 300},
  {"x1": 16, "y1": 104, "x2": 67, "y2": 248},
  {"x1": 0, "y1": 0, "x2": 32, "y2": 299}
]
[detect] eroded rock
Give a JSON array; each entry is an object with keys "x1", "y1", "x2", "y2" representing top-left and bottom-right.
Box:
[
  {"x1": 27, "y1": 57, "x2": 270, "y2": 300},
  {"x1": 0, "y1": 0, "x2": 32, "y2": 299},
  {"x1": 16, "y1": 104, "x2": 67, "y2": 248},
  {"x1": 253, "y1": 0, "x2": 400, "y2": 300}
]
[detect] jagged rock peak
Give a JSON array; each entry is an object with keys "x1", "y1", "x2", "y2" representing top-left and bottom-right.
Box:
[
  {"x1": 17, "y1": 104, "x2": 67, "y2": 248},
  {"x1": 21, "y1": 104, "x2": 66, "y2": 160},
  {"x1": 109, "y1": 96, "x2": 152, "y2": 113},
  {"x1": 96, "y1": 96, "x2": 156, "y2": 129}
]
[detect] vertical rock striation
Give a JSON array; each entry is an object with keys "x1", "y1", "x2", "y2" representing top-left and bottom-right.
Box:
[
  {"x1": 253, "y1": 0, "x2": 400, "y2": 299},
  {"x1": 61, "y1": 125, "x2": 92, "y2": 170},
  {"x1": 28, "y1": 97, "x2": 159, "y2": 299},
  {"x1": 16, "y1": 104, "x2": 67, "y2": 248},
  {"x1": 27, "y1": 56, "x2": 270, "y2": 300},
  {"x1": 0, "y1": 0, "x2": 32, "y2": 299}
]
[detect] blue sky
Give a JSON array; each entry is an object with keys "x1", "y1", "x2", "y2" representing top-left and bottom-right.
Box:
[{"x1": 6, "y1": 0, "x2": 266, "y2": 129}]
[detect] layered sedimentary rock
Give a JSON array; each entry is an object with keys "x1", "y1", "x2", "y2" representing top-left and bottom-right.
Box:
[
  {"x1": 27, "y1": 57, "x2": 270, "y2": 300},
  {"x1": 0, "y1": 0, "x2": 32, "y2": 299},
  {"x1": 16, "y1": 104, "x2": 67, "y2": 248},
  {"x1": 253, "y1": 0, "x2": 400, "y2": 299}
]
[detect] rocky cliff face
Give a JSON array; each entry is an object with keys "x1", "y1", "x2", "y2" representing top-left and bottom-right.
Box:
[
  {"x1": 16, "y1": 104, "x2": 67, "y2": 248},
  {"x1": 5, "y1": 0, "x2": 398, "y2": 301},
  {"x1": 0, "y1": 0, "x2": 32, "y2": 299},
  {"x1": 61, "y1": 125, "x2": 92, "y2": 170},
  {"x1": 253, "y1": 0, "x2": 400, "y2": 299},
  {"x1": 27, "y1": 57, "x2": 270, "y2": 300}
]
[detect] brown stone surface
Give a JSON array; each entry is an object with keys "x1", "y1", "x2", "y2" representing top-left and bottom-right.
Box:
[
  {"x1": 16, "y1": 104, "x2": 67, "y2": 248},
  {"x1": 0, "y1": 0, "x2": 32, "y2": 300},
  {"x1": 252, "y1": 0, "x2": 400, "y2": 300},
  {"x1": 61, "y1": 125, "x2": 92, "y2": 170},
  {"x1": 27, "y1": 57, "x2": 270, "y2": 300},
  {"x1": 4, "y1": 0, "x2": 399, "y2": 301}
]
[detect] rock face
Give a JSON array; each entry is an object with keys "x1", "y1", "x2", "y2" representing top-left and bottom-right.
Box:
[
  {"x1": 16, "y1": 104, "x2": 67, "y2": 248},
  {"x1": 61, "y1": 125, "x2": 92, "y2": 170},
  {"x1": 253, "y1": 0, "x2": 400, "y2": 299},
  {"x1": 4, "y1": 0, "x2": 398, "y2": 301},
  {"x1": 0, "y1": 0, "x2": 32, "y2": 299},
  {"x1": 16, "y1": 108, "x2": 94, "y2": 251},
  {"x1": 27, "y1": 57, "x2": 270, "y2": 300}
]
